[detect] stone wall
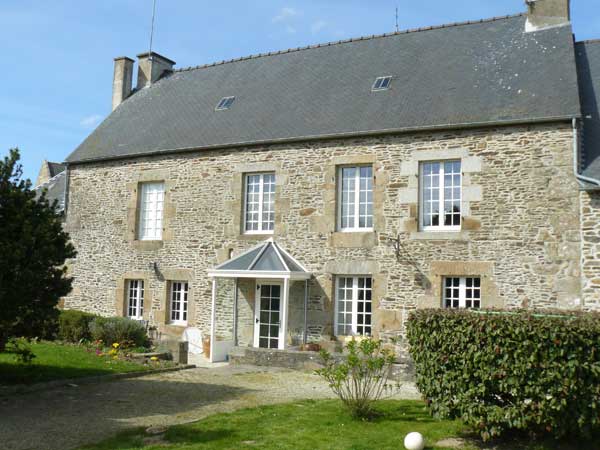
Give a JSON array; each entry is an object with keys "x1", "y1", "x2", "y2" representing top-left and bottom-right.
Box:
[
  {"x1": 63, "y1": 122, "x2": 587, "y2": 347},
  {"x1": 580, "y1": 190, "x2": 600, "y2": 309}
]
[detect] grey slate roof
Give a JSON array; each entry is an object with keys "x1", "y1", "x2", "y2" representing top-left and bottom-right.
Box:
[
  {"x1": 214, "y1": 240, "x2": 308, "y2": 275},
  {"x1": 48, "y1": 162, "x2": 66, "y2": 177},
  {"x1": 576, "y1": 40, "x2": 600, "y2": 182},
  {"x1": 35, "y1": 170, "x2": 66, "y2": 213},
  {"x1": 66, "y1": 14, "x2": 581, "y2": 164}
]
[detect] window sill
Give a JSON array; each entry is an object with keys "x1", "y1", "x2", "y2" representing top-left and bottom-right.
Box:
[
  {"x1": 409, "y1": 231, "x2": 470, "y2": 241},
  {"x1": 239, "y1": 233, "x2": 275, "y2": 241},
  {"x1": 132, "y1": 240, "x2": 164, "y2": 251},
  {"x1": 330, "y1": 231, "x2": 376, "y2": 248}
]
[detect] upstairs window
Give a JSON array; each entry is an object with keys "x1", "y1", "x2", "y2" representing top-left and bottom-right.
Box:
[
  {"x1": 216, "y1": 96, "x2": 235, "y2": 110},
  {"x1": 169, "y1": 281, "x2": 189, "y2": 325},
  {"x1": 338, "y1": 166, "x2": 373, "y2": 231},
  {"x1": 443, "y1": 277, "x2": 481, "y2": 309},
  {"x1": 335, "y1": 276, "x2": 372, "y2": 336},
  {"x1": 126, "y1": 279, "x2": 144, "y2": 320},
  {"x1": 244, "y1": 173, "x2": 276, "y2": 234},
  {"x1": 138, "y1": 182, "x2": 164, "y2": 240},
  {"x1": 419, "y1": 161, "x2": 461, "y2": 231},
  {"x1": 372, "y1": 76, "x2": 392, "y2": 91}
]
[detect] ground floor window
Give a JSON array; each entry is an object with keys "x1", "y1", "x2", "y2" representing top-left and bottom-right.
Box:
[
  {"x1": 443, "y1": 277, "x2": 481, "y2": 309},
  {"x1": 127, "y1": 279, "x2": 144, "y2": 320},
  {"x1": 335, "y1": 276, "x2": 372, "y2": 336},
  {"x1": 169, "y1": 281, "x2": 189, "y2": 325}
]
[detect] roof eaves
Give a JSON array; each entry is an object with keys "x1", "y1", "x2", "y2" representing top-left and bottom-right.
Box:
[{"x1": 66, "y1": 114, "x2": 579, "y2": 166}]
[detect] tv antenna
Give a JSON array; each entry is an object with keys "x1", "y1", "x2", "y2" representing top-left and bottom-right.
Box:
[
  {"x1": 395, "y1": 6, "x2": 399, "y2": 32},
  {"x1": 149, "y1": 0, "x2": 157, "y2": 57}
]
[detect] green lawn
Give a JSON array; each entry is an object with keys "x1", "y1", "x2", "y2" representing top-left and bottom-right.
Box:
[
  {"x1": 75, "y1": 399, "x2": 583, "y2": 450},
  {"x1": 0, "y1": 341, "x2": 156, "y2": 385}
]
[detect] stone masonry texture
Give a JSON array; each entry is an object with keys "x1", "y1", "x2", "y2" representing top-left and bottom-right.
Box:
[{"x1": 63, "y1": 122, "x2": 596, "y2": 349}]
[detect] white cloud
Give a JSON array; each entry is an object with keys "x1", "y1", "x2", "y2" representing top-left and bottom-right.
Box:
[
  {"x1": 80, "y1": 114, "x2": 103, "y2": 129},
  {"x1": 272, "y1": 7, "x2": 299, "y2": 23},
  {"x1": 311, "y1": 20, "x2": 327, "y2": 34}
]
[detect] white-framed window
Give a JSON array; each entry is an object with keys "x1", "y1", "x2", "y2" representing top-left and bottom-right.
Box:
[
  {"x1": 419, "y1": 160, "x2": 461, "y2": 231},
  {"x1": 126, "y1": 279, "x2": 144, "y2": 320},
  {"x1": 244, "y1": 173, "x2": 275, "y2": 234},
  {"x1": 337, "y1": 166, "x2": 373, "y2": 231},
  {"x1": 372, "y1": 76, "x2": 392, "y2": 91},
  {"x1": 169, "y1": 281, "x2": 189, "y2": 325},
  {"x1": 335, "y1": 276, "x2": 372, "y2": 336},
  {"x1": 138, "y1": 182, "x2": 165, "y2": 240},
  {"x1": 443, "y1": 277, "x2": 481, "y2": 309}
]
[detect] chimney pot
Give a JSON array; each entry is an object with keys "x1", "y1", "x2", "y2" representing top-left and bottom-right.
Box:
[
  {"x1": 112, "y1": 56, "x2": 134, "y2": 111},
  {"x1": 525, "y1": 0, "x2": 571, "y2": 32},
  {"x1": 136, "y1": 52, "x2": 176, "y2": 89}
]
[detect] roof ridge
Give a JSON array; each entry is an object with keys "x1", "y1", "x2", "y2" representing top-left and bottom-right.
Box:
[
  {"x1": 577, "y1": 39, "x2": 600, "y2": 45},
  {"x1": 175, "y1": 13, "x2": 524, "y2": 73}
]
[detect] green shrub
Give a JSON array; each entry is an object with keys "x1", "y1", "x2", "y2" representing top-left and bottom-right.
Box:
[
  {"x1": 315, "y1": 338, "x2": 399, "y2": 419},
  {"x1": 89, "y1": 317, "x2": 148, "y2": 348},
  {"x1": 407, "y1": 309, "x2": 600, "y2": 441},
  {"x1": 58, "y1": 309, "x2": 98, "y2": 342}
]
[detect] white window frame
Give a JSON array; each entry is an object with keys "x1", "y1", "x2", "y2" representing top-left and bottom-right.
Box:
[
  {"x1": 419, "y1": 160, "x2": 462, "y2": 232},
  {"x1": 372, "y1": 76, "x2": 392, "y2": 91},
  {"x1": 138, "y1": 182, "x2": 165, "y2": 241},
  {"x1": 334, "y1": 276, "x2": 373, "y2": 336},
  {"x1": 126, "y1": 279, "x2": 144, "y2": 320},
  {"x1": 337, "y1": 165, "x2": 374, "y2": 232},
  {"x1": 442, "y1": 276, "x2": 481, "y2": 309},
  {"x1": 243, "y1": 172, "x2": 276, "y2": 234},
  {"x1": 215, "y1": 96, "x2": 235, "y2": 110},
  {"x1": 169, "y1": 281, "x2": 189, "y2": 326}
]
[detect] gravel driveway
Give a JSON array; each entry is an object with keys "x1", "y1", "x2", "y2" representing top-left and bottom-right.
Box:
[{"x1": 0, "y1": 364, "x2": 419, "y2": 450}]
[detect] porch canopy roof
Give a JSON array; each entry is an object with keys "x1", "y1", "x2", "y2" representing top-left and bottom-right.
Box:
[{"x1": 208, "y1": 238, "x2": 311, "y2": 280}]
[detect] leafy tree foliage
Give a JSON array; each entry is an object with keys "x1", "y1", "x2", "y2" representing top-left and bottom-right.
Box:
[{"x1": 0, "y1": 149, "x2": 76, "y2": 352}]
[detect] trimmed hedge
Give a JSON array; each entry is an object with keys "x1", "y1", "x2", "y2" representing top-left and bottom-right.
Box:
[
  {"x1": 58, "y1": 309, "x2": 98, "y2": 342},
  {"x1": 89, "y1": 316, "x2": 148, "y2": 347},
  {"x1": 407, "y1": 309, "x2": 600, "y2": 440}
]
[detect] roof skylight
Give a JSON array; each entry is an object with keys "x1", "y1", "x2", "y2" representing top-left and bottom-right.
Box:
[
  {"x1": 216, "y1": 96, "x2": 235, "y2": 110},
  {"x1": 372, "y1": 76, "x2": 392, "y2": 91}
]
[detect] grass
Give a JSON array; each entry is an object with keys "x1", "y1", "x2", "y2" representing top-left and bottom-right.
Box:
[
  {"x1": 0, "y1": 341, "x2": 158, "y2": 385},
  {"x1": 78, "y1": 400, "x2": 469, "y2": 450},
  {"x1": 77, "y1": 400, "x2": 597, "y2": 450}
]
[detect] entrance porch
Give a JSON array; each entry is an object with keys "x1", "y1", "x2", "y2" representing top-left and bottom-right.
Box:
[{"x1": 207, "y1": 239, "x2": 311, "y2": 362}]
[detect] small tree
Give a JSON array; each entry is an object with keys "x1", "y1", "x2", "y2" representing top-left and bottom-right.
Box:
[
  {"x1": 0, "y1": 149, "x2": 76, "y2": 353},
  {"x1": 315, "y1": 338, "x2": 399, "y2": 419}
]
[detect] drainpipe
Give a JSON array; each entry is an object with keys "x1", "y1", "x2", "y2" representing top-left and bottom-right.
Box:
[{"x1": 573, "y1": 117, "x2": 600, "y2": 187}]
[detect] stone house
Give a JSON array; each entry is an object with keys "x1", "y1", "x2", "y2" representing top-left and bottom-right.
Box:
[{"x1": 61, "y1": 0, "x2": 600, "y2": 361}]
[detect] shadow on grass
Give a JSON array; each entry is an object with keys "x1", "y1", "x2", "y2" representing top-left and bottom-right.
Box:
[
  {"x1": 0, "y1": 362, "x2": 133, "y2": 385},
  {"x1": 469, "y1": 430, "x2": 600, "y2": 450},
  {"x1": 1, "y1": 376, "x2": 253, "y2": 450}
]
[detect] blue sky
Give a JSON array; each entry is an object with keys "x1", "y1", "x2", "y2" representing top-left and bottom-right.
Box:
[{"x1": 1, "y1": 0, "x2": 598, "y2": 182}]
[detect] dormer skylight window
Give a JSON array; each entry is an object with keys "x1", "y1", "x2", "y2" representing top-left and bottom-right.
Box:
[
  {"x1": 372, "y1": 76, "x2": 392, "y2": 91},
  {"x1": 216, "y1": 96, "x2": 235, "y2": 110}
]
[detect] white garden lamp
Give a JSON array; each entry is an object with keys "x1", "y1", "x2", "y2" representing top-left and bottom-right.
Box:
[{"x1": 404, "y1": 432, "x2": 425, "y2": 450}]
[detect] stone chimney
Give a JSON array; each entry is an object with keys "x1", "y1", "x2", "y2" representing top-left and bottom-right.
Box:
[
  {"x1": 136, "y1": 52, "x2": 176, "y2": 89},
  {"x1": 525, "y1": 0, "x2": 571, "y2": 32},
  {"x1": 112, "y1": 56, "x2": 134, "y2": 111}
]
